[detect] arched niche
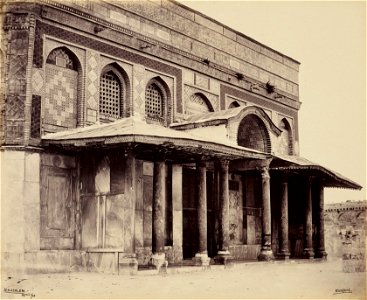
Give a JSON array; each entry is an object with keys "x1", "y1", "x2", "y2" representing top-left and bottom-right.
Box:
[{"x1": 237, "y1": 114, "x2": 272, "y2": 153}]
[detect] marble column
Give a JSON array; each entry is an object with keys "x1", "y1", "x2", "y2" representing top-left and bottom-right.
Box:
[
  {"x1": 194, "y1": 161, "x2": 210, "y2": 266},
  {"x1": 214, "y1": 160, "x2": 232, "y2": 264},
  {"x1": 303, "y1": 177, "x2": 314, "y2": 259},
  {"x1": 315, "y1": 182, "x2": 327, "y2": 259},
  {"x1": 258, "y1": 167, "x2": 274, "y2": 261},
  {"x1": 152, "y1": 160, "x2": 167, "y2": 269},
  {"x1": 278, "y1": 177, "x2": 290, "y2": 259}
]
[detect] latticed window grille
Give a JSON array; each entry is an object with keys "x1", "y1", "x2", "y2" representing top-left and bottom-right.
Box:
[
  {"x1": 100, "y1": 71, "x2": 122, "y2": 119},
  {"x1": 145, "y1": 83, "x2": 164, "y2": 119}
]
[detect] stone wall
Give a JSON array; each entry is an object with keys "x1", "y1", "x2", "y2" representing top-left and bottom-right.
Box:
[{"x1": 325, "y1": 202, "x2": 366, "y2": 259}]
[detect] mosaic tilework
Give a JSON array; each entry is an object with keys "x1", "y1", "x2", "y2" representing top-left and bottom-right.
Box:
[
  {"x1": 35, "y1": 21, "x2": 183, "y2": 113},
  {"x1": 6, "y1": 95, "x2": 25, "y2": 119},
  {"x1": 5, "y1": 29, "x2": 29, "y2": 143},
  {"x1": 31, "y1": 95, "x2": 41, "y2": 138},
  {"x1": 133, "y1": 64, "x2": 146, "y2": 117},
  {"x1": 44, "y1": 65, "x2": 77, "y2": 129},
  {"x1": 86, "y1": 50, "x2": 99, "y2": 110},
  {"x1": 32, "y1": 68, "x2": 44, "y2": 94}
]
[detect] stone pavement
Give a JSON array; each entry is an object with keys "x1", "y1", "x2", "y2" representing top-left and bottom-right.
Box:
[{"x1": 1, "y1": 258, "x2": 366, "y2": 299}]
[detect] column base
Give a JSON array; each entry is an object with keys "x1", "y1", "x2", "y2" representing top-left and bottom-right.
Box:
[
  {"x1": 214, "y1": 250, "x2": 233, "y2": 265},
  {"x1": 193, "y1": 252, "x2": 211, "y2": 267},
  {"x1": 118, "y1": 255, "x2": 138, "y2": 275},
  {"x1": 302, "y1": 248, "x2": 315, "y2": 259},
  {"x1": 315, "y1": 250, "x2": 328, "y2": 260},
  {"x1": 151, "y1": 253, "x2": 168, "y2": 273},
  {"x1": 277, "y1": 251, "x2": 290, "y2": 260},
  {"x1": 258, "y1": 249, "x2": 275, "y2": 261}
]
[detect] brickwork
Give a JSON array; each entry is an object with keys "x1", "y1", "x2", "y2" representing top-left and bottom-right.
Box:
[{"x1": 237, "y1": 115, "x2": 270, "y2": 153}]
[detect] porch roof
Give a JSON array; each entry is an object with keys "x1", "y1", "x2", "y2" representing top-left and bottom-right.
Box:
[
  {"x1": 42, "y1": 116, "x2": 269, "y2": 161},
  {"x1": 171, "y1": 106, "x2": 244, "y2": 129},
  {"x1": 270, "y1": 154, "x2": 362, "y2": 190}
]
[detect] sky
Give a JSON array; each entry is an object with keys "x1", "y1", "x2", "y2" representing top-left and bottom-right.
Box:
[{"x1": 178, "y1": 0, "x2": 366, "y2": 204}]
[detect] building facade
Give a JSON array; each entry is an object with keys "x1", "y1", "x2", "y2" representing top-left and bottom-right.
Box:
[{"x1": 0, "y1": 0, "x2": 361, "y2": 274}]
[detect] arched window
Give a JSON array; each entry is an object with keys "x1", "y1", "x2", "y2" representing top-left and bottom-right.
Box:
[
  {"x1": 100, "y1": 70, "x2": 123, "y2": 120},
  {"x1": 146, "y1": 83, "x2": 164, "y2": 118},
  {"x1": 44, "y1": 47, "x2": 80, "y2": 132},
  {"x1": 145, "y1": 78, "x2": 170, "y2": 125},
  {"x1": 279, "y1": 118, "x2": 293, "y2": 155},
  {"x1": 185, "y1": 93, "x2": 213, "y2": 115}
]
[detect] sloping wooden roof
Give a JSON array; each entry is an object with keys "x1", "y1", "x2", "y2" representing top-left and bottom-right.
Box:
[
  {"x1": 271, "y1": 155, "x2": 362, "y2": 190},
  {"x1": 42, "y1": 116, "x2": 268, "y2": 161}
]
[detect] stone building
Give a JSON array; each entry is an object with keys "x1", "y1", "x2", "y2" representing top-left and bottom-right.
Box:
[{"x1": 0, "y1": 0, "x2": 361, "y2": 274}]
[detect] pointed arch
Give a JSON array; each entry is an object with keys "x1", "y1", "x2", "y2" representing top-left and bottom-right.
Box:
[
  {"x1": 99, "y1": 63, "x2": 130, "y2": 121},
  {"x1": 186, "y1": 92, "x2": 214, "y2": 115},
  {"x1": 145, "y1": 76, "x2": 171, "y2": 125},
  {"x1": 279, "y1": 118, "x2": 293, "y2": 155},
  {"x1": 237, "y1": 114, "x2": 271, "y2": 153},
  {"x1": 44, "y1": 46, "x2": 82, "y2": 132}
]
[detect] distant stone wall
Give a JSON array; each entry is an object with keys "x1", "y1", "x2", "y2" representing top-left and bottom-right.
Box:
[{"x1": 325, "y1": 201, "x2": 366, "y2": 259}]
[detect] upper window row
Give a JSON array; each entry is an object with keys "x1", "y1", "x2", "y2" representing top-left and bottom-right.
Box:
[{"x1": 46, "y1": 47, "x2": 169, "y2": 124}]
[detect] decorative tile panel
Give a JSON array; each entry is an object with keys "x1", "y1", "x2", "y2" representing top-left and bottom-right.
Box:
[
  {"x1": 44, "y1": 65, "x2": 78, "y2": 129},
  {"x1": 31, "y1": 95, "x2": 41, "y2": 138},
  {"x1": 6, "y1": 95, "x2": 25, "y2": 119},
  {"x1": 132, "y1": 64, "x2": 146, "y2": 117},
  {"x1": 86, "y1": 50, "x2": 99, "y2": 110},
  {"x1": 32, "y1": 68, "x2": 44, "y2": 94}
]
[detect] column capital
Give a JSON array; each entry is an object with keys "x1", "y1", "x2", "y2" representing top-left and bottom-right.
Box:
[
  {"x1": 218, "y1": 159, "x2": 229, "y2": 170},
  {"x1": 260, "y1": 166, "x2": 270, "y2": 179},
  {"x1": 196, "y1": 160, "x2": 208, "y2": 168}
]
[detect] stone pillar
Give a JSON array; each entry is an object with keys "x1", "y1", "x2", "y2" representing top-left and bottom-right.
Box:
[
  {"x1": 194, "y1": 161, "x2": 210, "y2": 266},
  {"x1": 278, "y1": 177, "x2": 290, "y2": 259},
  {"x1": 315, "y1": 182, "x2": 327, "y2": 259},
  {"x1": 214, "y1": 160, "x2": 232, "y2": 264},
  {"x1": 303, "y1": 177, "x2": 315, "y2": 259},
  {"x1": 258, "y1": 167, "x2": 274, "y2": 261},
  {"x1": 152, "y1": 161, "x2": 167, "y2": 269},
  {"x1": 172, "y1": 165, "x2": 183, "y2": 263}
]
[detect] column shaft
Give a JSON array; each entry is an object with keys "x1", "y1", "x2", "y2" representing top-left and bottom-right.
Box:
[
  {"x1": 152, "y1": 161, "x2": 166, "y2": 254},
  {"x1": 197, "y1": 161, "x2": 207, "y2": 254},
  {"x1": 303, "y1": 178, "x2": 314, "y2": 258},
  {"x1": 315, "y1": 183, "x2": 327, "y2": 259},
  {"x1": 258, "y1": 167, "x2": 274, "y2": 261},
  {"x1": 219, "y1": 160, "x2": 229, "y2": 252},
  {"x1": 278, "y1": 179, "x2": 290, "y2": 259}
]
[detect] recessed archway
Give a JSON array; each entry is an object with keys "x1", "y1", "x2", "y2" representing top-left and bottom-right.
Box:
[{"x1": 237, "y1": 114, "x2": 271, "y2": 153}]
